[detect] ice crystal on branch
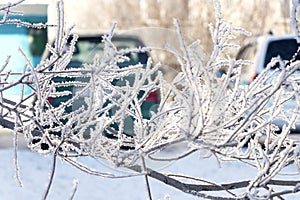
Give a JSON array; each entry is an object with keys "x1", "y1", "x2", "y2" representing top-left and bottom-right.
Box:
[{"x1": 1, "y1": 0, "x2": 300, "y2": 199}]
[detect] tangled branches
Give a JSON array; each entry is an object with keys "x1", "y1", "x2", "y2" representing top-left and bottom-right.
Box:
[{"x1": 1, "y1": 0, "x2": 300, "y2": 199}]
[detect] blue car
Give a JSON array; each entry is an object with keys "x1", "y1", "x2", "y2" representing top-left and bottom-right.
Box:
[{"x1": 44, "y1": 34, "x2": 160, "y2": 139}]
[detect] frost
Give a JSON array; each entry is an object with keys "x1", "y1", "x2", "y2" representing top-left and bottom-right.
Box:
[
  {"x1": 292, "y1": 0, "x2": 300, "y2": 43},
  {"x1": 1, "y1": 0, "x2": 300, "y2": 200}
]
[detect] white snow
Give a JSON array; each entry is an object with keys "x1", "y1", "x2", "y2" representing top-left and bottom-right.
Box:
[{"x1": 0, "y1": 146, "x2": 299, "y2": 200}]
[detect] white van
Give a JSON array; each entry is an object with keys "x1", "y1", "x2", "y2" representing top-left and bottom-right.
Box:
[{"x1": 237, "y1": 34, "x2": 300, "y2": 132}]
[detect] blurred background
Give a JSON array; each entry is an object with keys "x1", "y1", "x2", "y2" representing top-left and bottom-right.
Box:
[
  {"x1": 0, "y1": 0, "x2": 296, "y2": 80},
  {"x1": 0, "y1": 0, "x2": 291, "y2": 61},
  {"x1": 0, "y1": 0, "x2": 299, "y2": 150},
  {"x1": 51, "y1": 0, "x2": 293, "y2": 51}
]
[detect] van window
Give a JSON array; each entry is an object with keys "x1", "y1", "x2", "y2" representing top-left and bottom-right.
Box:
[{"x1": 264, "y1": 39, "x2": 300, "y2": 69}]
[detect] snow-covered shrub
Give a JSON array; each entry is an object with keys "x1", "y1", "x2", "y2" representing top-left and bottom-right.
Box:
[{"x1": 1, "y1": 0, "x2": 300, "y2": 199}]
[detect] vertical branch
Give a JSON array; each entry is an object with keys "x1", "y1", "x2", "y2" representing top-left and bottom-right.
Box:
[
  {"x1": 0, "y1": 56, "x2": 10, "y2": 116},
  {"x1": 13, "y1": 114, "x2": 22, "y2": 187},
  {"x1": 141, "y1": 156, "x2": 152, "y2": 200},
  {"x1": 55, "y1": 0, "x2": 65, "y2": 55},
  {"x1": 69, "y1": 179, "x2": 79, "y2": 200},
  {"x1": 42, "y1": 151, "x2": 58, "y2": 200},
  {"x1": 291, "y1": 0, "x2": 300, "y2": 42}
]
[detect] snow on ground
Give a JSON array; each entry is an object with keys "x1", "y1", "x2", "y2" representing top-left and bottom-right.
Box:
[{"x1": 0, "y1": 145, "x2": 300, "y2": 199}]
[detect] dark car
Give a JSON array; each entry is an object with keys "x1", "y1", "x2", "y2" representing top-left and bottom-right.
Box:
[{"x1": 45, "y1": 34, "x2": 160, "y2": 137}]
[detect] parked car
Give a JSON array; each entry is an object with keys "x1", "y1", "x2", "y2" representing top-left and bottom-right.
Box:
[
  {"x1": 236, "y1": 34, "x2": 300, "y2": 132},
  {"x1": 44, "y1": 34, "x2": 160, "y2": 137}
]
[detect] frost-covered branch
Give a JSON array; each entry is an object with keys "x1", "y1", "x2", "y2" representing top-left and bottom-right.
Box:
[
  {"x1": 0, "y1": 0, "x2": 53, "y2": 28},
  {"x1": 292, "y1": 0, "x2": 300, "y2": 42},
  {"x1": 1, "y1": 0, "x2": 300, "y2": 199}
]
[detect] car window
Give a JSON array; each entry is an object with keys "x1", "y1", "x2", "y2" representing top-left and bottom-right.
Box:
[
  {"x1": 264, "y1": 39, "x2": 300, "y2": 69},
  {"x1": 71, "y1": 38, "x2": 148, "y2": 68}
]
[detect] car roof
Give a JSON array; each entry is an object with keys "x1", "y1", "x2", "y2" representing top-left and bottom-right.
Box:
[
  {"x1": 69, "y1": 34, "x2": 146, "y2": 47},
  {"x1": 263, "y1": 34, "x2": 297, "y2": 40},
  {"x1": 43, "y1": 34, "x2": 147, "y2": 60},
  {"x1": 256, "y1": 34, "x2": 297, "y2": 45}
]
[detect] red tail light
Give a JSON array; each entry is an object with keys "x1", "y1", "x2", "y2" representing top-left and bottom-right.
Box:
[
  {"x1": 250, "y1": 73, "x2": 258, "y2": 82},
  {"x1": 145, "y1": 90, "x2": 159, "y2": 103},
  {"x1": 47, "y1": 97, "x2": 54, "y2": 103}
]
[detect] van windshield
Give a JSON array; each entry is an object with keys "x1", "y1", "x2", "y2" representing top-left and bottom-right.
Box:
[
  {"x1": 69, "y1": 36, "x2": 148, "y2": 68},
  {"x1": 264, "y1": 39, "x2": 300, "y2": 69}
]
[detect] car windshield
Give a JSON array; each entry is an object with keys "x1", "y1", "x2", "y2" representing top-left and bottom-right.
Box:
[
  {"x1": 264, "y1": 38, "x2": 300, "y2": 69},
  {"x1": 70, "y1": 36, "x2": 148, "y2": 68}
]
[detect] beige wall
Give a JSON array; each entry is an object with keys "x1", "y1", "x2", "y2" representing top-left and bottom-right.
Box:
[
  {"x1": 43, "y1": 0, "x2": 294, "y2": 82},
  {"x1": 47, "y1": 1, "x2": 290, "y2": 44}
]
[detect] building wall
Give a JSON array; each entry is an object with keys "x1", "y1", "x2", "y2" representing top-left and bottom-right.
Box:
[{"x1": 47, "y1": 1, "x2": 289, "y2": 39}]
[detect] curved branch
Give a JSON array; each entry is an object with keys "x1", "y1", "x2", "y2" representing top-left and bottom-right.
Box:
[{"x1": 130, "y1": 165, "x2": 300, "y2": 199}]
